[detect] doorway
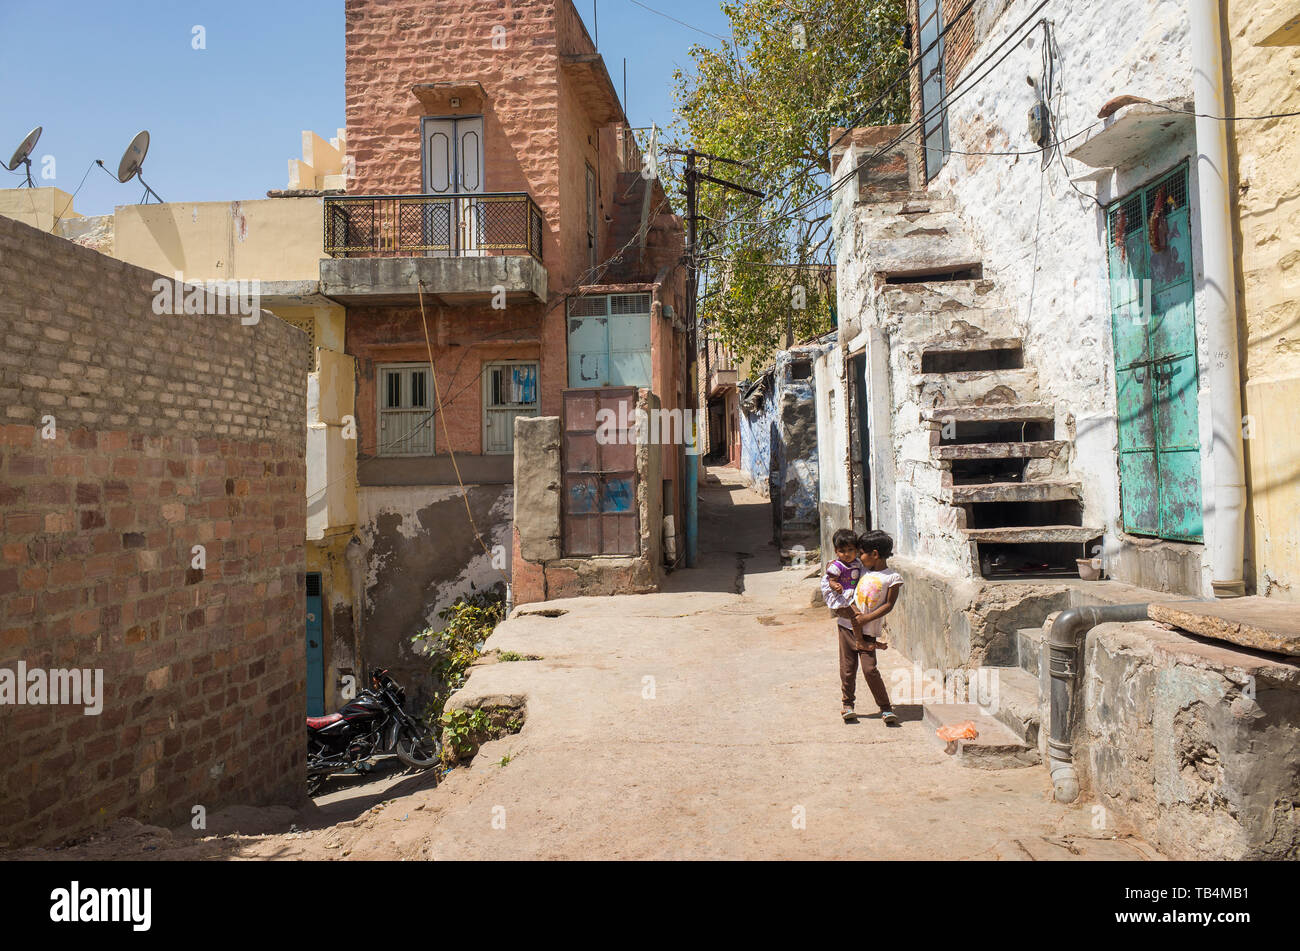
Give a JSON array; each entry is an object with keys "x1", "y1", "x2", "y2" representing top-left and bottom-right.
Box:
[
  {"x1": 422, "y1": 116, "x2": 486, "y2": 256},
  {"x1": 305, "y1": 572, "x2": 325, "y2": 716},
  {"x1": 1106, "y1": 163, "x2": 1203, "y2": 541}
]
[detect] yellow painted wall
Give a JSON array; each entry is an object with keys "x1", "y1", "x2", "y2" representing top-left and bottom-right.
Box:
[
  {"x1": 0, "y1": 186, "x2": 80, "y2": 233},
  {"x1": 112, "y1": 197, "x2": 324, "y2": 282},
  {"x1": 1230, "y1": 0, "x2": 1300, "y2": 599}
]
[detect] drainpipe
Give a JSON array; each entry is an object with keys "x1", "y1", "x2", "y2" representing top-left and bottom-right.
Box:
[
  {"x1": 1047, "y1": 603, "x2": 1150, "y2": 803},
  {"x1": 1190, "y1": 0, "x2": 1247, "y2": 598}
]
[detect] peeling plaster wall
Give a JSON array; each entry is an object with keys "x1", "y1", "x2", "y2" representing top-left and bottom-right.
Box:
[
  {"x1": 922, "y1": 0, "x2": 1215, "y2": 594},
  {"x1": 739, "y1": 377, "x2": 774, "y2": 499},
  {"x1": 356, "y1": 485, "x2": 513, "y2": 706}
]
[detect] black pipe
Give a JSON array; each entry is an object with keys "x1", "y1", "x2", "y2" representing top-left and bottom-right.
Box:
[{"x1": 1048, "y1": 602, "x2": 1150, "y2": 803}]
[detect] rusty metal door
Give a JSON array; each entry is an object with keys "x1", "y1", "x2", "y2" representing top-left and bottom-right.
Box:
[
  {"x1": 562, "y1": 387, "x2": 640, "y2": 555},
  {"x1": 1106, "y1": 164, "x2": 1202, "y2": 542}
]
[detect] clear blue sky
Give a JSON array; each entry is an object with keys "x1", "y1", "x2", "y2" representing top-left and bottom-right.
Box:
[{"x1": 0, "y1": 0, "x2": 730, "y2": 217}]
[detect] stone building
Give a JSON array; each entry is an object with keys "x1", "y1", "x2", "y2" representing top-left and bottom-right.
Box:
[
  {"x1": 822, "y1": 0, "x2": 1300, "y2": 858},
  {"x1": 330, "y1": 0, "x2": 687, "y2": 672},
  {"x1": 0, "y1": 133, "x2": 359, "y2": 718}
]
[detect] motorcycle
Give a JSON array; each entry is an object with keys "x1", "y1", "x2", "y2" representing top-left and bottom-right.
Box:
[{"x1": 306, "y1": 668, "x2": 441, "y2": 796}]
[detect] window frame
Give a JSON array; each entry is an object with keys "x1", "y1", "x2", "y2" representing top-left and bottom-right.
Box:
[
  {"x1": 375, "y1": 363, "x2": 435, "y2": 458},
  {"x1": 917, "y1": 0, "x2": 950, "y2": 181},
  {"x1": 481, "y1": 359, "x2": 541, "y2": 455}
]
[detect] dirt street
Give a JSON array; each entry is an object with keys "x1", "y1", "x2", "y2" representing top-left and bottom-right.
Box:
[{"x1": 6, "y1": 468, "x2": 1160, "y2": 861}]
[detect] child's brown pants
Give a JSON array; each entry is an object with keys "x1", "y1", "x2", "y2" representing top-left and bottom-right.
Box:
[{"x1": 838, "y1": 625, "x2": 893, "y2": 711}]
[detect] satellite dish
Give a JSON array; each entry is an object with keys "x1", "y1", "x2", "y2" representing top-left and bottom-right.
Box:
[
  {"x1": 104, "y1": 130, "x2": 162, "y2": 203},
  {"x1": 5, "y1": 126, "x2": 42, "y2": 188},
  {"x1": 116, "y1": 130, "x2": 149, "y2": 183}
]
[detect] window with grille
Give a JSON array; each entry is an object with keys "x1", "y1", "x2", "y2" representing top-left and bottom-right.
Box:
[
  {"x1": 917, "y1": 0, "x2": 950, "y2": 181},
  {"x1": 566, "y1": 293, "x2": 652, "y2": 388},
  {"x1": 483, "y1": 361, "x2": 539, "y2": 454},
  {"x1": 377, "y1": 364, "x2": 434, "y2": 456}
]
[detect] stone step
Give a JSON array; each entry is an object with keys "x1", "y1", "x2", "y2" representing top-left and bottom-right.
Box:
[
  {"x1": 881, "y1": 278, "x2": 999, "y2": 314},
  {"x1": 924, "y1": 403, "x2": 1054, "y2": 424},
  {"x1": 918, "y1": 335, "x2": 1022, "y2": 356},
  {"x1": 1016, "y1": 626, "x2": 1046, "y2": 677},
  {"x1": 943, "y1": 480, "x2": 1082, "y2": 504},
  {"x1": 933, "y1": 440, "x2": 1070, "y2": 461},
  {"x1": 916, "y1": 367, "x2": 1040, "y2": 406},
  {"x1": 898, "y1": 312, "x2": 1024, "y2": 352},
  {"x1": 923, "y1": 702, "x2": 1039, "y2": 769},
  {"x1": 962, "y1": 525, "x2": 1104, "y2": 544},
  {"x1": 987, "y1": 666, "x2": 1041, "y2": 748}
]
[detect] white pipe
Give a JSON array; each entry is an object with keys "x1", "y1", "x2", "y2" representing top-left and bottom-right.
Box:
[{"x1": 1190, "y1": 0, "x2": 1246, "y2": 597}]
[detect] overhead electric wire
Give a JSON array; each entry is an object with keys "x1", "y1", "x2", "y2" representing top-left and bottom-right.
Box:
[
  {"x1": 697, "y1": 0, "x2": 982, "y2": 234},
  {"x1": 626, "y1": 0, "x2": 729, "y2": 42},
  {"x1": 721, "y1": 0, "x2": 1055, "y2": 254}
]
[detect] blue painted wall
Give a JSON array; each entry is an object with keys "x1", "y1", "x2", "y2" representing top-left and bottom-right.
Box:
[{"x1": 738, "y1": 338, "x2": 835, "y2": 550}]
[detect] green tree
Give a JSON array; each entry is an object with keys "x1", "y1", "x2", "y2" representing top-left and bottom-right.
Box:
[{"x1": 671, "y1": 0, "x2": 909, "y2": 365}]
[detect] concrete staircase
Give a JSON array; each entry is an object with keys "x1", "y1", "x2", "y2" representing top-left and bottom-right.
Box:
[
  {"x1": 873, "y1": 194, "x2": 1103, "y2": 580},
  {"x1": 864, "y1": 194, "x2": 1101, "y2": 769}
]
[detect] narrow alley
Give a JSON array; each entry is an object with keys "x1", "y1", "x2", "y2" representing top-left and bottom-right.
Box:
[{"x1": 9, "y1": 468, "x2": 1157, "y2": 861}]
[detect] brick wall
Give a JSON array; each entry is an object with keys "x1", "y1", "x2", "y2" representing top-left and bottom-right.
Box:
[
  {"x1": 346, "y1": 300, "x2": 546, "y2": 458},
  {"x1": 0, "y1": 215, "x2": 308, "y2": 848}
]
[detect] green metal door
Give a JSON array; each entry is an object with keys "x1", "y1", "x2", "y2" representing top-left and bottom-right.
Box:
[{"x1": 1106, "y1": 164, "x2": 1202, "y2": 541}]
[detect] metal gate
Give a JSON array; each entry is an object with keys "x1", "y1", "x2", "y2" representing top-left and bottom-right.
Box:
[
  {"x1": 1106, "y1": 163, "x2": 1203, "y2": 541},
  {"x1": 562, "y1": 387, "x2": 640, "y2": 555}
]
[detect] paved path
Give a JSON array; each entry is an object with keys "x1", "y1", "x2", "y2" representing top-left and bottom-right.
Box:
[
  {"x1": 9, "y1": 468, "x2": 1157, "y2": 860},
  {"x1": 298, "y1": 468, "x2": 1158, "y2": 860}
]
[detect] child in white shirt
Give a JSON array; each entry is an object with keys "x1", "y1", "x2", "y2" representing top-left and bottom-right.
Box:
[{"x1": 841, "y1": 530, "x2": 901, "y2": 724}]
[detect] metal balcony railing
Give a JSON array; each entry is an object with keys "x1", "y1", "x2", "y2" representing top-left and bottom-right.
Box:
[{"x1": 323, "y1": 193, "x2": 544, "y2": 261}]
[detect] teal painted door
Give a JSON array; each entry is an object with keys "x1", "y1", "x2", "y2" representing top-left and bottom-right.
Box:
[
  {"x1": 1106, "y1": 165, "x2": 1203, "y2": 542},
  {"x1": 305, "y1": 573, "x2": 325, "y2": 716}
]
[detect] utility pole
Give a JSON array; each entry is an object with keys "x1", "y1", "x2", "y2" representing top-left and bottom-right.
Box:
[{"x1": 668, "y1": 147, "x2": 765, "y2": 569}]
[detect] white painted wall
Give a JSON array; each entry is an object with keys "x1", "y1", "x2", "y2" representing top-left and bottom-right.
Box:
[
  {"x1": 908, "y1": 0, "x2": 1216, "y2": 591},
  {"x1": 813, "y1": 346, "x2": 848, "y2": 512}
]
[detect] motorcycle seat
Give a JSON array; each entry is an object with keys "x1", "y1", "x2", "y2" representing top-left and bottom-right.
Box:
[{"x1": 306, "y1": 713, "x2": 344, "y2": 729}]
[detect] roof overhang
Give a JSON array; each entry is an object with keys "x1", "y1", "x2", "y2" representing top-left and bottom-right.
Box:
[
  {"x1": 561, "y1": 54, "x2": 627, "y2": 126},
  {"x1": 1066, "y1": 98, "x2": 1195, "y2": 170}
]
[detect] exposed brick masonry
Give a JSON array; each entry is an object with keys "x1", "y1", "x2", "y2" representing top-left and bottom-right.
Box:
[{"x1": 0, "y1": 214, "x2": 308, "y2": 848}]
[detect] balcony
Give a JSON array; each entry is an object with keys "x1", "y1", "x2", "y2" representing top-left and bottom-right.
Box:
[
  {"x1": 709, "y1": 367, "x2": 738, "y2": 396},
  {"x1": 320, "y1": 193, "x2": 549, "y2": 305}
]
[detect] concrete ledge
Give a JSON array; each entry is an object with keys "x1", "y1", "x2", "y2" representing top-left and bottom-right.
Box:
[
  {"x1": 321, "y1": 255, "x2": 548, "y2": 305},
  {"x1": 1066, "y1": 99, "x2": 1194, "y2": 170},
  {"x1": 359, "y1": 453, "x2": 514, "y2": 486},
  {"x1": 1080, "y1": 618, "x2": 1300, "y2": 859}
]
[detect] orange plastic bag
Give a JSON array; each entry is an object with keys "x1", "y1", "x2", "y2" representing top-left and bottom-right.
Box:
[{"x1": 936, "y1": 721, "x2": 979, "y2": 742}]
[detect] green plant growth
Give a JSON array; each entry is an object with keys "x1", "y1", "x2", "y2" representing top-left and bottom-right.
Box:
[
  {"x1": 439, "y1": 705, "x2": 525, "y2": 762},
  {"x1": 411, "y1": 591, "x2": 506, "y2": 725},
  {"x1": 670, "y1": 0, "x2": 909, "y2": 364}
]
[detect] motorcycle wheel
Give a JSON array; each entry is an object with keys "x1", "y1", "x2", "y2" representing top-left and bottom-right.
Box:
[
  {"x1": 307, "y1": 773, "x2": 325, "y2": 797},
  {"x1": 395, "y1": 725, "x2": 441, "y2": 770}
]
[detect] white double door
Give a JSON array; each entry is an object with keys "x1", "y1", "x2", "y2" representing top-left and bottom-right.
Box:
[{"x1": 423, "y1": 116, "x2": 485, "y2": 256}]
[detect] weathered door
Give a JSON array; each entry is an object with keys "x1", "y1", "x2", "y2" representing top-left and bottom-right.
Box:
[
  {"x1": 562, "y1": 387, "x2": 640, "y2": 555},
  {"x1": 1106, "y1": 164, "x2": 1202, "y2": 541},
  {"x1": 305, "y1": 573, "x2": 325, "y2": 716},
  {"x1": 422, "y1": 116, "x2": 484, "y2": 255}
]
